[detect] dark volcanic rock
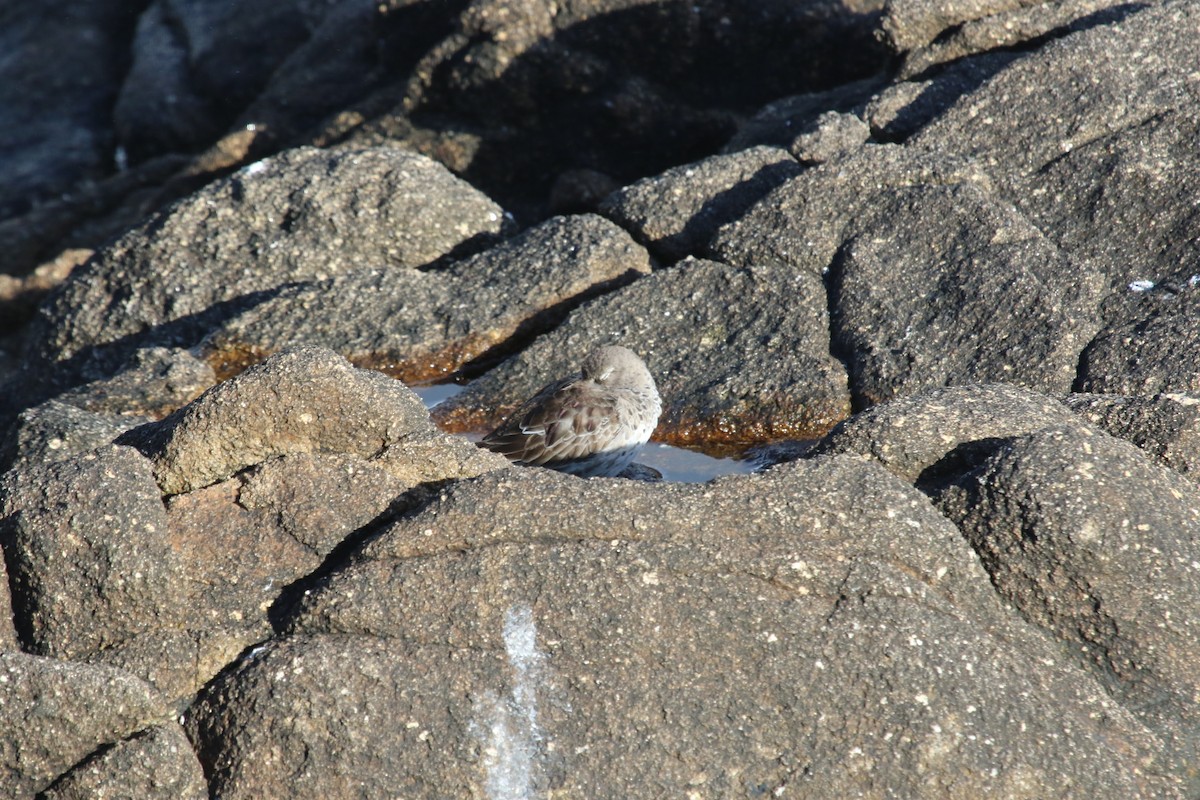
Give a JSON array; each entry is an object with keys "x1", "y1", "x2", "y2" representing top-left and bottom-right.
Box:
[
  {"x1": 0, "y1": 3, "x2": 139, "y2": 219},
  {"x1": 184, "y1": 459, "x2": 1177, "y2": 799},
  {"x1": 711, "y1": 146, "x2": 1101, "y2": 407},
  {"x1": 598, "y1": 146, "x2": 802, "y2": 263},
  {"x1": 0, "y1": 652, "x2": 167, "y2": 797},
  {"x1": 19, "y1": 145, "x2": 506, "y2": 395},
  {"x1": 0, "y1": 445, "x2": 185, "y2": 661},
  {"x1": 1077, "y1": 282, "x2": 1200, "y2": 396},
  {"x1": 118, "y1": 347, "x2": 433, "y2": 496},
  {"x1": 1065, "y1": 391, "x2": 1200, "y2": 480},
  {"x1": 937, "y1": 423, "x2": 1200, "y2": 772},
  {"x1": 830, "y1": 182, "x2": 1102, "y2": 405},
  {"x1": 1013, "y1": 109, "x2": 1200, "y2": 291},
  {"x1": 39, "y1": 723, "x2": 206, "y2": 800},
  {"x1": 0, "y1": 400, "x2": 145, "y2": 476},
  {"x1": 434, "y1": 257, "x2": 850, "y2": 444},
  {"x1": 114, "y1": 0, "x2": 317, "y2": 162},
  {"x1": 909, "y1": 1, "x2": 1200, "y2": 191},
  {"x1": 201, "y1": 214, "x2": 652, "y2": 382},
  {"x1": 805, "y1": 383, "x2": 1084, "y2": 485},
  {"x1": 54, "y1": 346, "x2": 216, "y2": 418}
]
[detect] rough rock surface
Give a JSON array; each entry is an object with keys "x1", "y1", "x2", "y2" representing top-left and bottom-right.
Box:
[
  {"x1": 201, "y1": 214, "x2": 652, "y2": 382},
  {"x1": 1077, "y1": 282, "x2": 1200, "y2": 396},
  {"x1": 187, "y1": 460, "x2": 1177, "y2": 799},
  {"x1": 7, "y1": 0, "x2": 1200, "y2": 796},
  {"x1": 0, "y1": 652, "x2": 168, "y2": 797},
  {"x1": 39, "y1": 723, "x2": 207, "y2": 800},
  {"x1": 11, "y1": 145, "x2": 507, "y2": 408},
  {"x1": 805, "y1": 383, "x2": 1085, "y2": 484},
  {"x1": 1064, "y1": 391, "x2": 1200, "y2": 480},
  {"x1": 435, "y1": 257, "x2": 850, "y2": 444},
  {"x1": 937, "y1": 423, "x2": 1200, "y2": 774},
  {"x1": 598, "y1": 146, "x2": 803, "y2": 263}
]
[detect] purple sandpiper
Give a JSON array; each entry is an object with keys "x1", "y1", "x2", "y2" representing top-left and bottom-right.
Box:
[{"x1": 482, "y1": 345, "x2": 661, "y2": 477}]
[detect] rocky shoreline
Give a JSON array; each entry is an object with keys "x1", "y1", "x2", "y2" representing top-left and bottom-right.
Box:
[{"x1": 3, "y1": 0, "x2": 1200, "y2": 797}]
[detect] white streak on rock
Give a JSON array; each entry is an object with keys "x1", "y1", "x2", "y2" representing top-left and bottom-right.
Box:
[{"x1": 480, "y1": 604, "x2": 548, "y2": 800}]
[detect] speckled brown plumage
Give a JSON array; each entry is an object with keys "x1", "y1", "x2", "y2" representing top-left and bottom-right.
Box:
[{"x1": 481, "y1": 345, "x2": 661, "y2": 477}]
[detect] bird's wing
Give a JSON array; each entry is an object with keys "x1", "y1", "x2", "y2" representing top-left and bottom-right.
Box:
[{"x1": 482, "y1": 379, "x2": 621, "y2": 466}]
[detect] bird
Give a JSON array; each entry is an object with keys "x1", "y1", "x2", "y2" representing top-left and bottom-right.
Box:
[{"x1": 481, "y1": 345, "x2": 661, "y2": 477}]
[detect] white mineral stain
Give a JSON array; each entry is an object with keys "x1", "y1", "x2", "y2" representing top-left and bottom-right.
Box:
[{"x1": 479, "y1": 605, "x2": 548, "y2": 800}]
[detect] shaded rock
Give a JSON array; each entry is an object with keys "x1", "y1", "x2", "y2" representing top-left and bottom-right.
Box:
[
  {"x1": 185, "y1": 460, "x2": 1178, "y2": 799},
  {"x1": 896, "y1": 0, "x2": 1145, "y2": 78},
  {"x1": 1076, "y1": 282, "x2": 1200, "y2": 396},
  {"x1": 0, "y1": 248, "x2": 89, "y2": 335},
  {"x1": 598, "y1": 146, "x2": 802, "y2": 263},
  {"x1": 21, "y1": 145, "x2": 507, "y2": 393},
  {"x1": 114, "y1": 0, "x2": 316, "y2": 162},
  {"x1": 351, "y1": 0, "x2": 887, "y2": 220},
  {"x1": 1064, "y1": 391, "x2": 1200, "y2": 480},
  {"x1": 937, "y1": 423, "x2": 1200, "y2": 774},
  {"x1": 0, "y1": 400, "x2": 144, "y2": 475},
  {"x1": 200, "y1": 214, "x2": 652, "y2": 383},
  {"x1": 806, "y1": 383, "x2": 1084, "y2": 485},
  {"x1": 434, "y1": 257, "x2": 850, "y2": 445},
  {"x1": 1013, "y1": 109, "x2": 1200, "y2": 290},
  {"x1": 118, "y1": 347, "x2": 431, "y2": 495},
  {"x1": 0, "y1": 445, "x2": 185, "y2": 660},
  {"x1": 0, "y1": 3, "x2": 139, "y2": 218},
  {"x1": 40, "y1": 723, "x2": 206, "y2": 800},
  {"x1": 54, "y1": 346, "x2": 216, "y2": 418},
  {"x1": 830, "y1": 181, "x2": 1102, "y2": 405},
  {"x1": 0, "y1": 652, "x2": 166, "y2": 797},
  {"x1": 547, "y1": 168, "x2": 620, "y2": 215},
  {"x1": 909, "y1": 1, "x2": 1200, "y2": 189},
  {"x1": 709, "y1": 143, "x2": 993, "y2": 276},
  {"x1": 722, "y1": 77, "x2": 885, "y2": 153}
]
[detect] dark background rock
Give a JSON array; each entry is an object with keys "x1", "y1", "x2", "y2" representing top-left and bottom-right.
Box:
[
  {"x1": 201, "y1": 214, "x2": 652, "y2": 383},
  {"x1": 0, "y1": 2, "x2": 143, "y2": 221}
]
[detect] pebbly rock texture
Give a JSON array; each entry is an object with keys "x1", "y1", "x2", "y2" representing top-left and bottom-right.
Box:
[
  {"x1": 1, "y1": 347, "x2": 508, "y2": 705},
  {"x1": 1064, "y1": 391, "x2": 1200, "y2": 481},
  {"x1": 8, "y1": 0, "x2": 1200, "y2": 796},
  {"x1": 186, "y1": 460, "x2": 1178, "y2": 799},
  {"x1": 201, "y1": 213, "x2": 652, "y2": 382},
  {"x1": 1077, "y1": 281, "x2": 1200, "y2": 396},
  {"x1": 10, "y1": 145, "x2": 507, "y2": 409},
  {"x1": 0, "y1": 652, "x2": 170, "y2": 797},
  {"x1": 119, "y1": 347, "x2": 458, "y2": 495},
  {"x1": 434, "y1": 257, "x2": 851, "y2": 445},
  {"x1": 39, "y1": 723, "x2": 207, "y2": 800},
  {"x1": 598, "y1": 145, "x2": 803, "y2": 263},
  {"x1": 803, "y1": 382, "x2": 1085, "y2": 484},
  {"x1": 936, "y1": 423, "x2": 1200, "y2": 775}
]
